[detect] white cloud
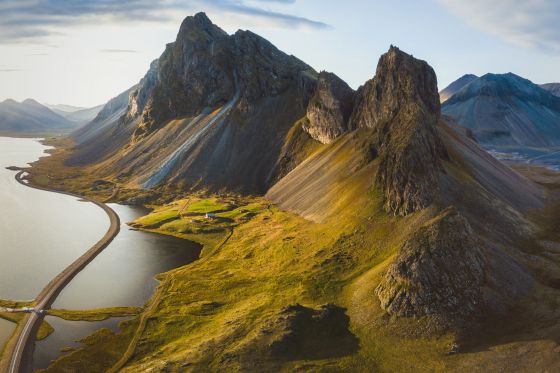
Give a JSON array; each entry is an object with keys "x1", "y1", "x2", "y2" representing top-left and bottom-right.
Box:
[
  {"x1": 0, "y1": 0, "x2": 329, "y2": 44},
  {"x1": 438, "y1": 0, "x2": 560, "y2": 51}
]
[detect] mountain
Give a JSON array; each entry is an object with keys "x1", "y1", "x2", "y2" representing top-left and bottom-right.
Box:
[
  {"x1": 0, "y1": 98, "x2": 76, "y2": 134},
  {"x1": 48, "y1": 103, "x2": 104, "y2": 125},
  {"x1": 442, "y1": 73, "x2": 560, "y2": 147},
  {"x1": 541, "y1": 82, "x2": 560, "y2": 97},
  {"x1": 32, "y1": 13, "x2": 560, "y2": 373},
  {"x1": 71, "y1": 86, "x2": 135, "y2": 145},
  {"x1": 439, "y1": 73, "x2": 478, "y2": 102},
  {"x1": 67, "y1": 12, "x2": 318, "y2": 194},
  {"x1": 47, "y1": 103, "x2": 86, "y2": 114}
]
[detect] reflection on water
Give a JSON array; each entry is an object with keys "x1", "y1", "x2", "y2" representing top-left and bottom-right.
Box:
[
  {"x1": 0, "y1": 137, "x2": 201, "y2": 368},
  {"x1": 53, "y1": 203, "x2": 201, "y2": 309},
  {"x1": 0, "y1": 318, "x2": 15, "y2": 353},
  {"x1": 0, "y1": 137, "x2": 108, "y2": 300},
  {"x1": 33, "y1": 316, "x2": 127, "y2": 370}
]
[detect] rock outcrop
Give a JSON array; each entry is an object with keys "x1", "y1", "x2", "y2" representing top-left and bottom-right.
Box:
[
  {"x1": 375, "y1": 207, "x2": 486, "y2": 325},
  {"x1": 351, "y1": 46, "x2": 447, "y2": 215},
  {"x1": 303, "y1": 71, "x2": 355, "y2": 144},
  {"x1": 234, "y1": 303, "x2": 358, "y2": 368}
]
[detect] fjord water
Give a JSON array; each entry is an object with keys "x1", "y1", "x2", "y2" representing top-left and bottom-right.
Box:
[
  {"x1": 33, "y1": 316, "x2": 127, "y2": 370},
  {"x1": 0, "y1": 137, "x2": 201, "y2": 360},
  {"x1": 0, "y1": 137, "x2": 107, "y2": 350}
]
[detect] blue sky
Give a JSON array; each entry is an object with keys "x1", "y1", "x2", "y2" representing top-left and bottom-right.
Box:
[{"x1": 0, "y1": 0, "x2": 559, "y2": 107}]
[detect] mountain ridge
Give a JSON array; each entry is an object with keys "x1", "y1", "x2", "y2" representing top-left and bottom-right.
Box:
[
  {"x1": 0, "y1": 98, "x2": 76, "y2": 134},
  {"x1": 442, "y1": 73, "x2": 560, "y2": 147}
]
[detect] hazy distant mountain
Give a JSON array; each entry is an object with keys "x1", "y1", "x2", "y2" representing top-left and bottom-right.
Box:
[
  {"x1": 541, "y1": 83, "x2": 560, "y2": 97},
  {"x1": 0, "y1": 98, "x2": 76, "y2": 134},
  {"x1": 442, "y1": 73, "x2": 560, "y2": 147},
  {"x1": 72, "y1": 86, "x2": 135, "y2": 145},
  {"x1": 47, "y1": 103, "x2": 103, "y2": 125},
  {"x1": 47, "y1": 103, "x2": 85, "y2": 114},
  {"x1": 439, "y1": 74, "x2": 478, "y2": 103}
]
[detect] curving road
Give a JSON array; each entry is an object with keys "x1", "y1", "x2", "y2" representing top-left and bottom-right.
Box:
[{"x1": 3, "y1": 171, "x2": 120, "y2": 373}]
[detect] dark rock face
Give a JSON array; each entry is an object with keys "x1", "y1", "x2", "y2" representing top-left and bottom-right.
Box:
[
  {"x1": 350, "y1": 46, "x2": 447, "y2": 215},
  {"x1": 350, "y1": 46, "x2": 440, "y2": 130},
  {"x1": 133, "y1": 13, "x2": 233, "y2": 138},
  {"x1": 303, "y1": 71, "x2": 355, "y2": 144},
  {"x1": 238, "y1": 303, "x2": 358, "y2": 367},
  {"x1": 130, "y1": 13, "x2": 314, "y2": 140},
  {"x1": 375, "y1": 207, "x2": 486, "y2": 325}
]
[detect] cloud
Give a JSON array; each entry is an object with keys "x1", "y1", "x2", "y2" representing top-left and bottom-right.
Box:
[
  {"x1": 0, "y1": 0, "x2": 329, "y2": 43},
  {"x1": 100, "y1": 49, "x2": 139, "y2": 54},
  {"x1": 438, "y1": 0, "x2": 560, "y2": 51}
]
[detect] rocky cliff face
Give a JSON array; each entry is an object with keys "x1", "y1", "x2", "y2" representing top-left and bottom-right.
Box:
[
  {"x1": 72, "y1": 12, "x2": 317, "y2": 194},
  {"x1": 375, "y1": 207, "x2": 486, "y2": 326},
  {"x1": 130, "y1": 13, "x2": 314, "y2": 140},
  {"x1": 351, "y1": 46, "x2": 447, "y2": 215},
  {"x1": 303, "y1": 71, "x2": 355, "y2": 144}
]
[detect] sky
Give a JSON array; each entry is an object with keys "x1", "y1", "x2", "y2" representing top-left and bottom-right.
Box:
[{"x1": 0, "y1": 0, "x2": 559, "y2": 107}]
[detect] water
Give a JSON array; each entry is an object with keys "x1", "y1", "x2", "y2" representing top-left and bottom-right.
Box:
[
  {"x1": 0, "y1": 137, "x2": 108, "y2": 300},
  {"x1": 0, "y1": 137, "x2": 201, "y2": 366},
  {"x1": 0, "y1": 318, "x2": 15, "y2": 352},
  {"x1": 52, "y1": 203, "x2": 201, "y2": 309},
  {"x1": 33, "y1": 316, "x2": 127, "y2": 370}
]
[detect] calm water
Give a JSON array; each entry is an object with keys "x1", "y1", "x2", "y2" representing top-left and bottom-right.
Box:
[
  {"x1": 0, "y1": 137, "x2": 201, "y2": 365},
  {"x1": 0, "y1": 318, "x2": 15, "y2": 352},
  {"x1": 33, "y1": 316, "x2": 127, "y2": 370}
]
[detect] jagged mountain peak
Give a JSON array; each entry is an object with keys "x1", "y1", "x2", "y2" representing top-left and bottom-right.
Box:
[
  {"x1": 350, "y1": 46, "x2": 440, "y2": 130},
  {"x1": 129, "y1": 13, "x2": 315, "y2": 139},
  {"x1": 177, "y1": 12, "x2": 227, "y2": 38},
  {"x1": 348, "y1": 46, "x2": 446, "y2": 215}
]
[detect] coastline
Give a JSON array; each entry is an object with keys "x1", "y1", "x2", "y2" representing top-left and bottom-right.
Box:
[{"x1": 0, "y1": 170, "x2": 121, "y2": 373}]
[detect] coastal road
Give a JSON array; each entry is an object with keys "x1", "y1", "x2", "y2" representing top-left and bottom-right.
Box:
[{"x1": 3, "y1": 171, "x2": 120, "y2": 373}]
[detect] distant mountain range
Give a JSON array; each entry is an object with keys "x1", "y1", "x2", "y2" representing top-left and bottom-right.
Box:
[
  {"x1": 47, "y1": 103, "x2": 103, "y2": 125},
  {"x1": 0, "y1": 99, "x2": 103, "y2": 135},
  {"x1": 441, "y1": 73, "x2": 560, "y2": 148},
  {"x1": 541, "y1": 83, "x2": 560, "y2": 97},
  {"x1": 0, "y1": 99, "x2": 76, "y2": 134}
]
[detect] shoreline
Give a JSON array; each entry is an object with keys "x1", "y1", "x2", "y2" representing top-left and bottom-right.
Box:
[{"x1": 0, "y1": 170, "x2": 121, "y2": 373}]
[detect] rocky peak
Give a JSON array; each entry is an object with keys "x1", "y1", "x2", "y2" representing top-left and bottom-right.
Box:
[
  {"x1": 231, "y1": 30, "x2": 315, "y2": 113},
  {"x1": 131, "y1": 13, "x2": 234, "y2": 138},
  {"x1": 351, "y1": 46, "x2": 447, "y2": 215},
  {"x1": 375, "y1": 207, "x2": 486, "y2": 328},
  {"x1": 303, "y1": 71, "x2": 355, "y2": 144},
  {"x1": 129, "y1": 13, "x2": 315, "y2": 139},
  {"x1": 350, "y1": 46, "x2": 440, "y2": 129}
]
